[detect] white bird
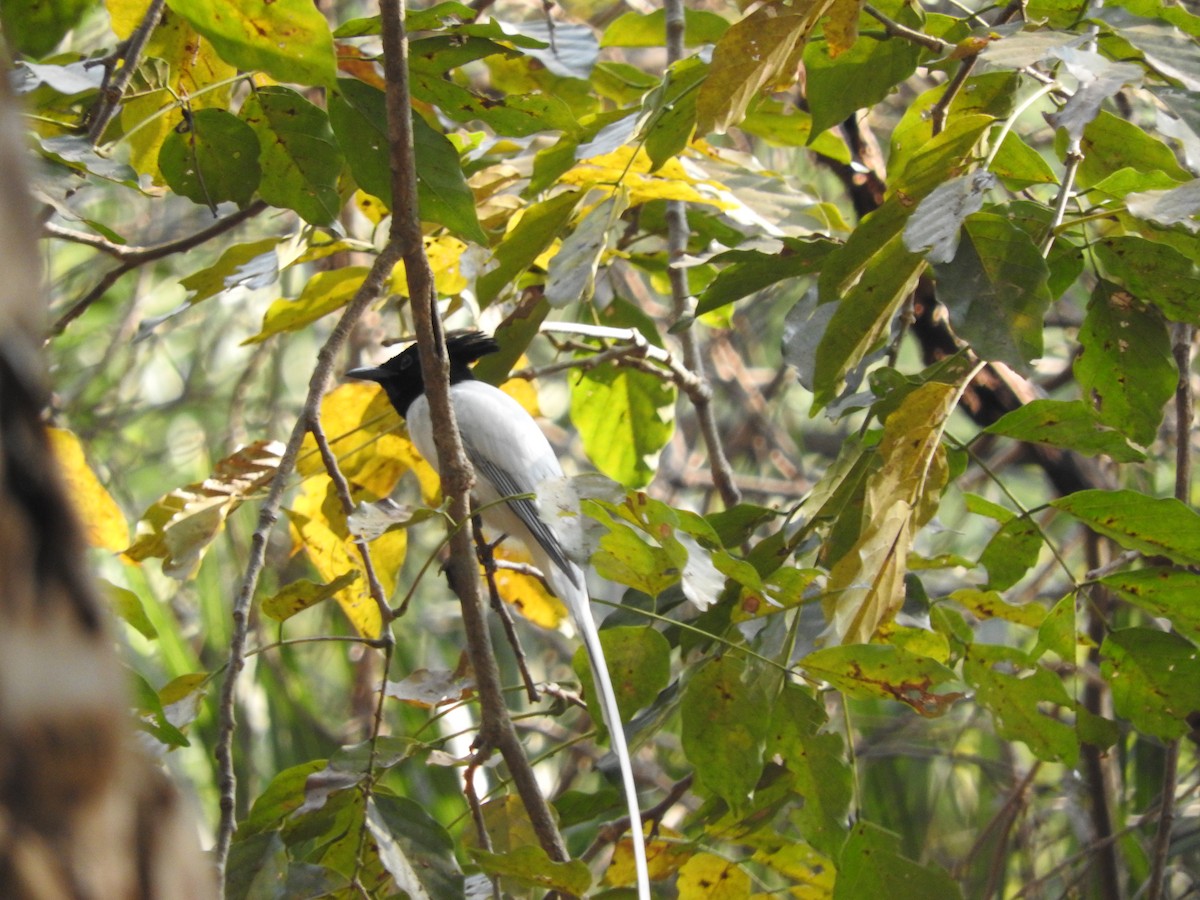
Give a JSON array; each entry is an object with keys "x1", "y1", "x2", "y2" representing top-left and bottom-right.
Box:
[{"x1": 348, "y1": 330, "x2": 650, "y2": 898}]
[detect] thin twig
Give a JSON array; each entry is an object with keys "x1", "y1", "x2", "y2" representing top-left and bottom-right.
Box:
[
  {"x1": 1042, "y1": 143, "x2": 1082, "y2": 257},
  {"x1": 1147, "y1": 324, "x2": 1195, "y2": 900},
  {"x1": 865, "y1": 4, "x2": 951, "y2": 52},
  {"x1": 212, "y1": 239, "x2": 405, "y2": 881},
  {"x1": 663, "y1": 0, "x2": 740, "y2": 511},
  {"x1": 379, "y1": 0, "x2": 569, "y2": 865},
  {"x1": 85, "y1": 0, "x2": 166, "y2": 143},
  {"x1": 472, "y1": 514, "x2": 541, "y2": 704},
  {"x1": 308, "y1": 415, "x2": 392, "y2": 624},
  {"x1": 48, "y1": 199, "x2": 269, "y2": 336}
]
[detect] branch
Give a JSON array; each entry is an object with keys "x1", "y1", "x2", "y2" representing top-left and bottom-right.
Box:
[
  {"x1": 85, "y1": 0, "x2": 166, "y2": 144},
  {"x1": 865, "y1": 5, "x2": 950, "y2": 52},
  {"x1": 663, "y1": 0, "x2": 740, "y2": 510},
  {"x1": 212, "y1": 239, "x2": 404, "y2": 879},
  {"x1": 48, "y1": 199, "x2": 269, "y2": 336},
  {"x1": 1146, "y1": 324, "x2": 1195, "y2": 900},
  {"x1": 378, "y1": 0, "x2": 569, "y2": 865}
]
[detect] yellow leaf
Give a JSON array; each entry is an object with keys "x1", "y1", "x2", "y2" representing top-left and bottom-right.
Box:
[
  {"x1": 678, "y1": 852, "x2": 752, "y2": 899},
  {"x1": 287, "y1": 481, "x2": 393, "y2": 639},
  {"x1": 244, "y1": 267, "x2": 369, "y2": 344},
  {"x1": 48, "y1": 427, "x2": 129, "y2": 552},
  {"x1": 749, "y1": 842, "x2": 835, "y2": 899},
  {"x1": 261, "y1": 571, "x2": 361, "y2": 622},
  {"x1": 300, "y1": 382, "x2": 439, "y2": 503},
  {"x1": 490, "y1": 544, "x2": 566, "y2": 629},
  {"x1": 823, "y1": 0, "x2": 864, "y2": 57},
  {"x1": 696, "y1": 3, "x2": 833, "y2": 135},
  {"x1": 560, "y1": 146, "x2": 734, "y2": 210},
  {"x1": 824, "y1": 381, "x2": 963, "y2": 643},
  {"x1": 500, "y1": 375, "x2": 540, "y2": 417},
  {"x1": 607, "y1": 824, "x2": 689, "y2": 886},
  {"x1": 114, "y1": 3, "x2": 236, "y2": 179},
  {"x1": 127, "y1": 440, "x2": 283, "y2": 577},
  {"x1": 354, "y1": 189, "x2": 387, "y2": 224}
]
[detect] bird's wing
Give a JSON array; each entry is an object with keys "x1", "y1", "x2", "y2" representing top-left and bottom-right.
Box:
[{"x1": 448, "y1": 382, "x2": 580, "y2": 584}]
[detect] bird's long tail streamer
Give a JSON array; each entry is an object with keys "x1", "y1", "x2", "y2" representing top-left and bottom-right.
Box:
[{"x1": 563, "y1": 578, "x2": 651, "y2": 900}]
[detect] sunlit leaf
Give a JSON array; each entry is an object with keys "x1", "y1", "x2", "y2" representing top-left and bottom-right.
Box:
[
  {"x1": 126, "y1": 440, "x2": 284, "y2": 577},
  {"x1": 166, "y1": 0, "x2": 337, "y2": 88},
  {"x1": 179, "y1": 237, "x2": 281, "y2": 304},
  {"x1": 1100, "y1": 567, "x2": 1200, "y2": 643},
  {"x1": 48, "y1": 427, "x2": 129, "y2": 552},
  {"x1": 545, "y1": 190, "x2": 628, "y2": 307},
  {"x1": 476, "y1": 190, "x2": 581, "y2": 307},
  {"x1": 677, "y1": 853, "x2": 752, "y2": 899},
  {"x1": 601, "y1": 8, "x2": 729, "y2": 47},
  {"x1": 244, "y1": 267, "x2": 368, "y2": 344},
  {"x1": 240, "y1": 86, "x2": 343, "y2": 226},
  {"x1": 571, "y1": 362, "x2": 675, "y2": 489},
  {"x1": 802, "y1": 644, "x2": 962, "y2": 717},
  {"x1": 261, "y1": 571, "x2": 360, "y2": 623},
  {"x1": 823, "y1": 381, "x2": 960, "y2": 642},
  {"x1": 469, "y1": 846, "x2": 591, "y2": 896}
]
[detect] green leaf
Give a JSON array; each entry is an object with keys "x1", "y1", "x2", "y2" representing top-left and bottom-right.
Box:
[
  {"x1": 696, "y1": 238, "x2": 835, "y2": 315},
  {"x1": 0, "y1": 0, "x2": 89, "y2": 57},
  {"x1": 695, "y1": 5, "x2": 813, "y2": 135},
  {"x1": 158, "y1": 108, "x2": 261, "y2": 209},
  {"x1": 1074, "y1": 109, "x2": 1191, "y2": 187},
  {"x1": 933, "y1": 213, "x2": 1050, "y2": 366},
  {"x1": 1052, "y1": 490, "x2": 1200, "y2": 566},
  {"x1": 179, "y1": 238, "x2": 282, "y2": 304},
  {"x1": 768, "y1": 684, "x2": 851, "y2": 857},
  {"x1": 166, "y1": 0, "x2": 336, "y2": 88},
  {"x1": 601, "y1": 8, "x2": 730, "y2": 47},
  {"x1": 585, "y1": 501, "x2": 679, "y2": 596},
  {"x1": 476, "y1": 191, "x2": 580, "y2": 307},
  {"x1": 570, "y1": 362, "x2": 675, "y2": 488},
  {"x1": 1075, "y1": 282, "x2": 1176, "y2": 446},
  {"x1": 977, "y1": 512, "x2": 1045, "y2": 590},
  {"x1": 640, "y1": 57, "x2": 708, "y2": 171},
  {"x1": 330, "y1": 79, "x2": 485, "y2": 243},
  {"x1": 1093, "y1": 236, "x2": 1200, "y2": 325},
  {"x1": 963, "y1": 643, "x2": 1078, "y2": 764},
  {"x1": 1101, "y1": 628, "x2": 1200, "y2": 740},
  {"x1": 240, "y1": 86, "x2": 343, "y2": 227},
  {"x1": 681, "y1": 654, "x2": 769, "y2": 810},
  {"x1": 1033, "y1": 593, "x2": 1076, "y2": 661},
  {"x1": 805, "y1": 30, "x2": 920, "y2": 140},
  {"x1": 813, "y1": 232, "x2": 925, "y2": 408},
  {"x1": 470, "y1": 846, "x2": 591, "y2": 896},
  {"x1": 1100, "y1": 567, "x2": 1200, "y2": 643},
  {"x1": 572, "y1": 625, "x2": 671, "y2": 729},
  {"x1": 836, "y1": 821, "x2": 963, "y2": 900},
  {"x1": 367, "y1": 795, "x2": 463, "y2": 898},
  {"x1": 990, "y1": 131, "x2": 1059, "y2": 189},
  {"x1": 244, "y1": 267, "x2": 369, "y2": 344},
  {"x1": 984, "y1": 399, "x2": 1146, "y2": 462},
  {"x1": 802, "y1": 644, "x2": 962, "y2": 717},
  {"x1": 224, "y1": 830, "x2": 289, "y2": 900},
  {"x1": 545, "y1": 191, "x2": 628, "y2": 307},
  {"x1": 950, "y1": 588, "x2": 1045, "y2": 628},
  {"x1": 241, "y1": 760, "x2": 327, "y2": 836},
  {"x1": 889, "y1": 73, "x2": 1017, "y2": 183},
  {"x1": 261, "y1": 572, "x2": 361, "y2": 623},
  {"x1": 130, "y1": 671, "x2": 190, "y2": 748},
  {"x1": 103, "y1": 580, "x2": 158, "y2": 640}
]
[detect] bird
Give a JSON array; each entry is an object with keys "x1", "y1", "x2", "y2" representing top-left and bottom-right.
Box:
[{"x1": 347, "y1": 330, "x2": 651, "y2": 898}]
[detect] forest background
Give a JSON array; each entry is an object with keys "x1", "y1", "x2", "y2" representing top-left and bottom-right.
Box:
[{"x1": 7, "y1": 0, "x2": 1200, "y2": 895}]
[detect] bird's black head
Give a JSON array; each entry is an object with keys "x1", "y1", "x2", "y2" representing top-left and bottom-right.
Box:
[{"x1": 346, "y1": 330, "x2": 500, "y2": 418}]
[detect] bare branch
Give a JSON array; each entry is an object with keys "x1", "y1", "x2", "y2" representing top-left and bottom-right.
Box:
[
  {"x1": 212, "y1": 238, "x2": 405, "y2": 878},
  {"x1": 378, "y1": 0, "x2": 569, "y2": 865}
]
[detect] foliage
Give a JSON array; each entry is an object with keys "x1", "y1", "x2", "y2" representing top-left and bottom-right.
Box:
[{"x1": 16, "y1": 0, "x2": 1200, "y2": 896}]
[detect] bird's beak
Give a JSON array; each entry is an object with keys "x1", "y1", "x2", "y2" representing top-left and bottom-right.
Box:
[{"x1": 346, "y1": 366, "x2": 385, "y2": 382}]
